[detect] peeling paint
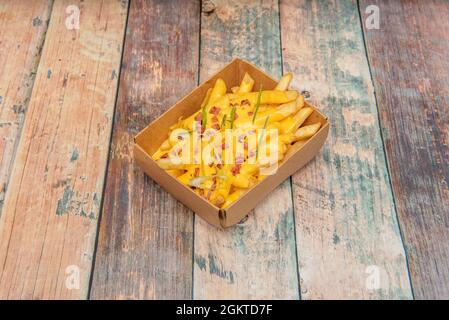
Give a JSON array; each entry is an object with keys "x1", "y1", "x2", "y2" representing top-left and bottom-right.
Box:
[
  {"x1": 70, "y1": 148, "x2": 79, "y2": 162},
  {"x1": 56, "y1": 186, "x2": 74, "y2": 215},
  {"x1": 359, "y1": 149, "x2": 375, "y2": 164},
  {"x1": 12, "y1": 105, "x2": 25, "y2": 114},
  {"x1": 333, "y1": 232, "x2": 340, "y2": 245},
  {"x1": 334, "y1": 141, "x2": 356, "y2": 157},
  {"x1": 343, "y1": 108, "x2": 376, "y2": 127},
  {"x1": 53, "y1": 178, "x2": 69, "y2": 188},
  {"x1": 32, "y1": 17, "x2": 42, "y2": 27},
  {"x1": 208, "y1": 254, "x2": 234, "y2": 284},
  {"x1": 80, "y1": 209, "x2": 88, "y2": 218},
  {"x1": 194, "y1": 254, "x2": 206, "y2": 271},
  {"x1": 111, "y1": 69, "x2": 117, "y2": 80},
  {"x1": 93, "y1": 193, "x2": 100, "y2": 206}
]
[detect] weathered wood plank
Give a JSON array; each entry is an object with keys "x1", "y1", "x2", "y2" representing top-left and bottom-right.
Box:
[
  {"x1": 90, "y1": 0, "x2": 199, "y2": 300},
  {"x1": 0, "y1": 0, "x2": 52, "y2": 214},
  {"x1": 280, "y1": 0, "x2": 413, "y2": 299},
  {"x1": 360, "y1": 0, "x2": 449, "y2": 299},
  {"x1": 194, "y1": 0, "x2": 299, "y2": 299},
  {"x1": 0, "y1": 0, "x2": 128, "y2": 299}
]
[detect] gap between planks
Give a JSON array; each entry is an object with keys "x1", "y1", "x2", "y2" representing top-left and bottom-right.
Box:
[
  {"x1": 89, "y1": 0, "x2": 199, "y2": 300},
  {"x1": 359, "y1": 0, "x2": 449, "y2": 299},
  {"x1": 0, "y1": 0, "x2": 128, "y2": 299},
  {"x1": 280, "y1": 0, "x2": 413, "y2": 299},
  {"x1": 193, "y1": 0, "x2": 300, "y2": 300}
]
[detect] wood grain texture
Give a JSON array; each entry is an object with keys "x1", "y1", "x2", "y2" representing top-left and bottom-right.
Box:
[
  {"x1": 280, "y1": 0, "x2": 412, "y2": 299},
  {"x1": 90, "y1": 0, "x2": 199, "y2": 300},
  {"x1": 360, "y1": 0, "x2": 449, "y2": 299},
  {"x1": 194, "y1": 0, "x2": 299, "y2": 299},
  {"x1": 0, "y1": 0, "x2": 127, "y2": 299},
  {"x1": 0, "y1": 0, "x2": 53, "y2": 214}
]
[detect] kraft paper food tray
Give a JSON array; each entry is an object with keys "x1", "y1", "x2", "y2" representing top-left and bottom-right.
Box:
[{"x1": 134, "y1": 58, "x2": 329, "y2": 228}]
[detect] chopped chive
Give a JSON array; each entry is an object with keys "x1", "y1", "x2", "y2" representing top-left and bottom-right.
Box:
[
  {"x1": 201, "y1": 104, "x2": 207, "y2": 129},
  {"x1": 221, "y1": 114, "x2": 227, "y2": 128},
  {"x1": 252, "y1": 85, "x2": 263, "y2": 124},
  {"x1": 230, "y1": 105, "x2": 237, "y2": 129},
  {"x1": 256, "y1": 115, "x2": 270, "y2": 160},
  {"x1": 263, "y1": 115, "x2": 270, "y2": 128}
]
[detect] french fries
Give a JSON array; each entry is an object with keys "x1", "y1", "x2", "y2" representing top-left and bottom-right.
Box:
[{"x1": 152, "y1": 72, "x2": 321, "y2": 208}]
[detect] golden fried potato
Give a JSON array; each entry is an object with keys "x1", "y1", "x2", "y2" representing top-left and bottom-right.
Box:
[{"x1": 152, "y1": 72, "x2": 321, "y2": 208}]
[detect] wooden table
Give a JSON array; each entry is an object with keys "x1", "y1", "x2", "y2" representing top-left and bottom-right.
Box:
[{"x1": 0, "y1": 0, "x2": 447, "y2": 300}]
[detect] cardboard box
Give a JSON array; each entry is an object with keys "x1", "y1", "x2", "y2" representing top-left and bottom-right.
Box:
[{"x1": 134, "y1": 58, "x2": 329, "y2": 228}]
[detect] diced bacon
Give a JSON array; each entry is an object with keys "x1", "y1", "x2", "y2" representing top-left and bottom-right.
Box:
[
  {"x1": 212, "y1": 123, "x2": 220, "y2": 130},
  {"x1": 233, "y1": 112, "x2": 238, "y2": 120},
  {"x1": 160, "y1": 153, "x2": 168, "y2": 159},
  {"x1": 216, "y1": 163, "x2": 223, "y2": 169},
  {"x1": 194, "y1": 167, "x2": 200, "y2": 177},
  {"x1": 247, "y1": 111, "x2": 254, "y2": 116},
  {"x1": 209, "y1": 106, "x2": 221, "y2": 115},
  {"x1": 231, "y1": 164, "x2": 241, "y2": 176},
  {"x1": 241, "y1": 99, "x2": 250, "y2": 106}
]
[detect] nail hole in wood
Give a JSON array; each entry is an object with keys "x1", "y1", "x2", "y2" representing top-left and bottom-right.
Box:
[
  {"x1": 301, "y1": 90, "x2": 311, "y2": 99},
  {"x1": 202, "y1": 0, "x2": 215, "y2": 14}
]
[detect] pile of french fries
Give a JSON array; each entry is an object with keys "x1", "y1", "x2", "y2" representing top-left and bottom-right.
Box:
[{"x1": 152, "y1": 72, "x2": 321, "y2": 208}]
